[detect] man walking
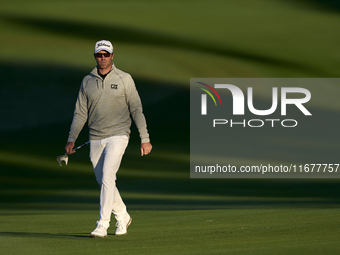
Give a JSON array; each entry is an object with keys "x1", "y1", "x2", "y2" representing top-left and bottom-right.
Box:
[{"x1": 65, "y1": 40, "x2": 152, "y2": 237}]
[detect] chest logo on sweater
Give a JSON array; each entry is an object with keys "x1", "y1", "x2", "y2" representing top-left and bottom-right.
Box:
[{"x1": 111, "y1": 84, "x2": 118, "y2": 89}]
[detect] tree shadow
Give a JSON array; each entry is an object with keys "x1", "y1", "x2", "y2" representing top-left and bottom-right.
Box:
[
  {"x1": 288, "y1": 0, "x2": 340, "y2": 13},
  {"x1": 0, "y1": 13, "x2": 328, "y2": 77},
  {"x1": 0, "y1": 231, "x2": 90, "y2": 238},
  {"x1": 0, "y1": 60, "x2": 339, "y2": 211}
]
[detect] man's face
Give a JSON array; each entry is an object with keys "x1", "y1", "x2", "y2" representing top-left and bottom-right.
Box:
[{"x1": 94, "y1": 50, "x2": 114, "y2": 69}]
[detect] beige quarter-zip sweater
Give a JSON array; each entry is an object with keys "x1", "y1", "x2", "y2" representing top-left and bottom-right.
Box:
[{"x1": 67, "y1": 64, "x2": 150, "y2": 143}]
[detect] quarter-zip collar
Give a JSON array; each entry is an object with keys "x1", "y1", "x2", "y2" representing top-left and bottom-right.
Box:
[
  {"x1": 91, "y1": 64, "x2": 117, "y2": 89},
  {"x1": 91, "y1": 64, "x2": 117, "y2": 80}
]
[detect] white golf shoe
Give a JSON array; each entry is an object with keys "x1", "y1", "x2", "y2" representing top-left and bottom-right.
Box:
[
  {"x1": 115, "y1": 214, "x2": 132, "y2": 235},
  {"x1": 90, "y1": 221, "x2": 109, "y2": 238}
]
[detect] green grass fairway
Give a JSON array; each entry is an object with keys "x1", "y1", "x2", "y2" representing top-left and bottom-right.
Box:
[
  {"x1": 0, "y1": 0, "x2": 340, "y2": 254},
  {"x1": 1, "y1": 149, "x2": 340, "y2": 255},
  {"x1": 1, "y1": 208, "x2": 340, "y2": 255}
]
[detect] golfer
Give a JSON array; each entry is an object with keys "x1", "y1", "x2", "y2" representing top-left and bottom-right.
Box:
[{"x1": 65, "y1": 40, "x2": 152, "y2": 237}]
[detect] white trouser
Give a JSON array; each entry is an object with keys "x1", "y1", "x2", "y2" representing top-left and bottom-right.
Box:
[{"x1": 90, "y1": 135, "x2": 129, "y2": 224}]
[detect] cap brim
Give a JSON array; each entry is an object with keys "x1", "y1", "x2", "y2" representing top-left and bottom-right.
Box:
[{"x1": 94, "y1": 47, "x2": 113, "y2": 54}]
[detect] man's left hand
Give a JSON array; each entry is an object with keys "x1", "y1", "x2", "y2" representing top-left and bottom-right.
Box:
[{"x1": 141, "y1": 142, "x2": 152, "y2": 156}]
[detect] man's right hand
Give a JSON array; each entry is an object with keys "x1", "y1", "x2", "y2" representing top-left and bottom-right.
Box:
[{"x1": 65, "y1": 142, "x2": 76, "y2": 154}]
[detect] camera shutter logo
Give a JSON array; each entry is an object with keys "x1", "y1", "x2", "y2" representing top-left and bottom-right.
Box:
[{"x1": 196, "y1": 82, "x2": 222, "y2": 115}]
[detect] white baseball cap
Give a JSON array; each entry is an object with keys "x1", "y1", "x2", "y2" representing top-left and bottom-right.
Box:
[{"x1": 94, "y1": 40, "x2": 114, "y2": 53}]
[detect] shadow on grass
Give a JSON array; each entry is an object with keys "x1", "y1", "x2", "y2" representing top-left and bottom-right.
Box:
[
  {"x1": 0, "y1": 61, "x2": 187, "y2": 132},
  {"x1": 288, "y1": 0, "x2": 340, "y2": 12},
  {"x1": 1, "y1": 166, "x2": 340, "y2": 210},
  {"x1": 0, "y1": 13, "x2": 329, "y2": 77},
  {"x1": 0, "y1": 61, "x2": 339, "y2": 211},
  {"x1": 0, "y1": 232, "x2": 90, "y2": 238}
]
